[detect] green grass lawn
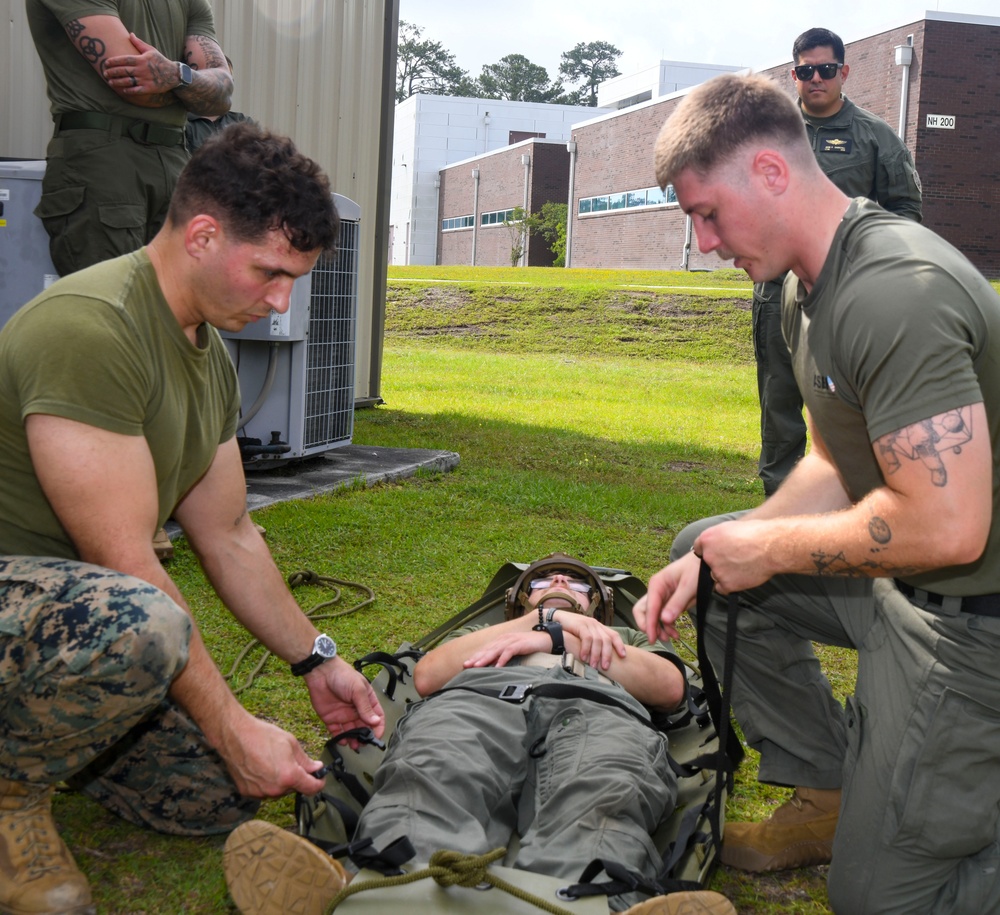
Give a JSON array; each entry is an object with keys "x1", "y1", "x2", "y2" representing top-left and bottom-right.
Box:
[{"x1": 59, "y1": 265, "x2": 855, "y2": 913}]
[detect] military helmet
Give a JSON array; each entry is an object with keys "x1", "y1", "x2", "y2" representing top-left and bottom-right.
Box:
[{"x1": 504, "y1": 553, "x2": 614, "y2": 626}]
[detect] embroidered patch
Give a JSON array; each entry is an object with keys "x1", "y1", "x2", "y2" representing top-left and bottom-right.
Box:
[
  {"x1": 813, "y1": 374, "x2": 836, "y2": 394},
  {"x1": 819, "y1": 137, "x2": 853, "y2": 155}
]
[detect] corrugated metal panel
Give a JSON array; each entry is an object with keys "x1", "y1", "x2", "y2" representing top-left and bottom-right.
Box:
[{"x1": 0, "y1": 0, "x2": 394, "y2": 402}]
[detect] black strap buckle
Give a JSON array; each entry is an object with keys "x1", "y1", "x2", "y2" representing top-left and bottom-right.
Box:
[{"x1": 498, "y1": 683, "x2": 531, "y2": 702}]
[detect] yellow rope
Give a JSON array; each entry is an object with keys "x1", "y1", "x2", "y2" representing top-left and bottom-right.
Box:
[{"x1": 323, "y1": 848, "x2": 578, "y2": 914}]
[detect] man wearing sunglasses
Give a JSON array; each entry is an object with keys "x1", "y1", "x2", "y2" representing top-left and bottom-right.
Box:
[
  {"x1": 223, "y1": 554, "x2": 736, "y2": 915},
  {"x1": 754, "y1": 27, "x2": 922, "y2": 497}
]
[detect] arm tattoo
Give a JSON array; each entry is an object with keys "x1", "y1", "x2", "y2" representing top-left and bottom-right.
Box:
[
  {"x1": 65, "y1": 19, "x2": 84, "y2": 40},
  {"x1": 185, "y1": 35, "x2": 226, "y2": 70},
  {"x1": 811, "y1": 550, "x2": 918, "y2": 578},
  {"x1": 77, "y1": 33, "x2": 107, "y2": 65},
  {"x1": 877, "y1": 407, "x2": 973, "y2": 487},
  {"x1": 868, "y1": 516, "x2": 892, "y2": 545}
]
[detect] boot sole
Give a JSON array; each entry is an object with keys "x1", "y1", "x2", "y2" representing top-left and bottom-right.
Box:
[{"x1": 222, "y1": 820, "x2": 347, "y2": 915}]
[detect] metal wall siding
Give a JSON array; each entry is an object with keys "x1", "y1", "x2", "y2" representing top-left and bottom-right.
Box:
[{"x1": 2, "y1": 0, "x2": 390, "y2": 401}]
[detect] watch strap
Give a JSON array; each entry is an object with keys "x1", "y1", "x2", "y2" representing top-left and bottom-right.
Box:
[
  {"x1": 532, "y1": 620, "x2": 565, "y2": 655},
  {"x1": 290, "y1": 634, "x2": 337, "y2": 676}
]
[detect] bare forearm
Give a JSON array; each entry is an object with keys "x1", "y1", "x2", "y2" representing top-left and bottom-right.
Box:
[
  {"x1": 749, "y1": 450, "x2": 851, "y2": 521},
  {"x1": 414, "y1": 616, "x2": 537, "y2": 693},
  {"x1": 191, "y1": 524, "x2": 320, "y2": 662}
]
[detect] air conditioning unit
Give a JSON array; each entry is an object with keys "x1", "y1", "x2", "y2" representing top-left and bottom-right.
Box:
[
  {"x1": 221, "y1": 194, "x2": 360, "y2": 466},
  {"x1": 0, "y1": 160, "x2": 60, "y2": 329}
]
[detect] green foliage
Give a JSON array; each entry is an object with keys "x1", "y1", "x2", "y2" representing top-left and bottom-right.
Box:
[
  {"x1": 396, "y1": 20, "x2": 473, "y2": 102},
  {"x1": 476, "y1": 53, "x2": 565, "y2": 102},
  {"x1": 526, "y1": 201, "x2": 568, "y2": 266},
  {"x1": 501, "y1": 205, "x2": 528, "y2": 266},
  {"x1": 559, "y1": 40, "x2": 622, "y2": 106}
]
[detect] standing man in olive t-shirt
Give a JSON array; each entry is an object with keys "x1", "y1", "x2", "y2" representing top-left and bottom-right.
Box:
[
  {"x1": 641, "y1": 73, "x2": 1000, "y2": 913},
  {"x1": 754, "y1": 27, "x2": 922, "y2": 496},
  {"x1": 27, "y1": 0, "x2": 234, "y2": 277}
]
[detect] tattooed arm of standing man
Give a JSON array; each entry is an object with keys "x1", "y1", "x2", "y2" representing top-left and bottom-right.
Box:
[
  {"x1": 636, "y1": 403, "x2": 991, "y2": 644},
  {"x1": 64, "y1": 16, "x2": 232, "y2": 114}
]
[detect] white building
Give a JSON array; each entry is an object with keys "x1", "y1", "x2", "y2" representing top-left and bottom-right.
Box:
[
  {"x1": 597, "y1": 60, "x2": 742, "y2": 110},
  {"x1": 390, "y1": 94, "x2": 610, "y2": 266}
]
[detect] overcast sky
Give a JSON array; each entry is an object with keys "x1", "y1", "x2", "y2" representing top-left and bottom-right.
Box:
[{"x1": 399, "y1": 0, "x2": 1000, "y2": 82}]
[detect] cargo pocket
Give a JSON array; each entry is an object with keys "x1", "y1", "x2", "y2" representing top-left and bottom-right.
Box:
[
  {"x1": 891, "y1": 687, "x2": 1000, "y2": 858},
  {"x1": 97, "y1": 202, "x2": 147, "y2": 249},
  {"x1": 34, "y1": 184, "x2": 86, "y2": 227}
]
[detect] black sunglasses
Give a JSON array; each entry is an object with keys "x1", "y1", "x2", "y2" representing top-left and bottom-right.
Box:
[{"x1": 793, "y1": 63, "x2": 843, "y2": 81}]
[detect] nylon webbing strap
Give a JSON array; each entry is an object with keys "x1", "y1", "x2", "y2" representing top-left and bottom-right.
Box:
[
  {"x1": 353, "y1": 649, "x2": 424, "y2": 700},
  {"x1": 427, "y1": 679, "x2": 662, "y2": 735},
  {"x1": 695, "y1": 559, "x2": 744, "y2": 853}
]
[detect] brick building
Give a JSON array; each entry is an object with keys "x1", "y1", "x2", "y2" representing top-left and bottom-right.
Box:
[
  {"x1": 438, "y1": 139, "x2": 570, "y2": 267},
  {"x1": 564, "y1": 11, "x2": 1000, "y2": 276},
  {"x1": 392, "y1": 94, "x2": 604, "y2": 266}
]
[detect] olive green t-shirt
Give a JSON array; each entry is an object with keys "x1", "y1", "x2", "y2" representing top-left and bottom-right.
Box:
[
  {"x1": 784, "y1": 198, "x2": 1000, "y2": 594},
  {"x1": 0, "y1": 249, "x2": 240, "y2": 558},
  {"x1": 26, "y1": 0, "x2": 216, "y2": 126}
]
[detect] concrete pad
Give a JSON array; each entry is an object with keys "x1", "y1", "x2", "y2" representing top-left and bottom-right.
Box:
[
  {"x1": 163, "y1": 445, "x2": 459, "y2": 540},
  {"x1": 242, "y1": 444, "x2": 460, "y2": 512}
]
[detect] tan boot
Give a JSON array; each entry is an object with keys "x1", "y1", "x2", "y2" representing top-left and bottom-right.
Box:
[
  {"x1": 721, "y1": 786, "x2": 841, "y2": 872},
  {"x1": 0, "y1": 779, "x2": 94, "y2": 915},
  {"x1": 620, "y1": 890, "x2": 736, "y2": 914},
  {"x1": 223, "y1": 820, "x2": 349, "y2": 915},
  {"x1": 152, "y1": 527, "x2": 174, "y2": 562}
]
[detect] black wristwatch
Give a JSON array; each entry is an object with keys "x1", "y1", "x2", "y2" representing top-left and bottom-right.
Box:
[
  {"x1": 290, "y1": 633, "x2": 337, "y2": 676},
  {"x1": 176, "y1": 62, "x2": 193, "y2": 89},
  {"x1": 532, "y1": 620, "x2": 564, "y2": 655}
]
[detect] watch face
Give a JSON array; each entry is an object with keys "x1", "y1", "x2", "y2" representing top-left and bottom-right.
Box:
[
  {"x1": 314, "y1": 635, "x2": 337, "y2": 658},
  {"x1": 179, "y1": 63, "x2": 193, "y2": 86}
]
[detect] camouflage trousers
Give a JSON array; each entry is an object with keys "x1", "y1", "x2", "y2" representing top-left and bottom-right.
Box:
[{"x1": 0, "y1": 556, "x2": 258, "y2": 836}]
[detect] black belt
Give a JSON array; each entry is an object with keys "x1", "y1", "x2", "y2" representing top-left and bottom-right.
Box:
[
  {"x1": 894, "y1": 579, "x2": 1000, "y2": 618},
  {"x1": 54, "y1": 111, "x2": 184, "y2": 147}
]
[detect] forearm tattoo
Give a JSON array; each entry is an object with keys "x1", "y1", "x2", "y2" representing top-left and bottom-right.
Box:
[
  {"x1": 811, "y1": 550, "x2": 918, "y2": 579},
  {"x1": 179, "y1": 36, "x2": 232, "y2": 111},
  {"x1": 877, "y1": 407, "x2": 973, "y2": 487}
]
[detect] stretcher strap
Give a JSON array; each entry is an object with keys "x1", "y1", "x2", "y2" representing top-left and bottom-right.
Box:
[
  {"x1": 695, "y1": 559, "x2": 745, "y2": 853},
  {"x1": 353, "y1": 649, "x2": 424, "y2": 700}
]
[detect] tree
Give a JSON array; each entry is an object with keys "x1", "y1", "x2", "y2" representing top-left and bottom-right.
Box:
[
  {"x1": 476, "y1": 54, "x2": 565, "y2": 103},
  {"x1": 396, "y1": 21, "x2": 474, "y2": 102},
  {"x1": 559, "y1": 41, "x2": 622, "y2": 107},
  {"x1": 502, "y1": 207, "x2": 529, "y2": 267},
  {"x1": 527, "y1": 202, "x2": 568, "y2": 267}
]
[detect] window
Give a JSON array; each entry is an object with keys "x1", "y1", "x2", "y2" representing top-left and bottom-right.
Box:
[
  {"x1": 480, "y1": 208, "x2": 517, "y2": 226},
  {"x1": 578, "y1": 185, "x2": 676, "y2": 215},
  {"x1": 442, "y1": 215, "x2": 474, "y2": 231}
]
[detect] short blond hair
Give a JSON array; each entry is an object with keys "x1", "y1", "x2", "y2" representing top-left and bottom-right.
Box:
[{"x1": 654, "y1": 73, "x2": 810, "y2": 188}]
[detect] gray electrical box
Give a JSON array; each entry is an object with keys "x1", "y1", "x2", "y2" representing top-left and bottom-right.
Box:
[
  {"x1": 0, "y1": 160, "x2": 60, "y2": 329},
  {"x1": 221, "y1": 194, "x2": 361, "y2": 466}
]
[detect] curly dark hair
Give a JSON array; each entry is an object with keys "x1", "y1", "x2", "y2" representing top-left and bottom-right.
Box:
[{"x1": 168, "y1": 122, "x2": 339, "y2": 253}]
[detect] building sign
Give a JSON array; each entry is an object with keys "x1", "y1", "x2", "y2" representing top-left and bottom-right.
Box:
[{"x1": 926, "y1": 114, "x2": 956, "y2": 129}]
